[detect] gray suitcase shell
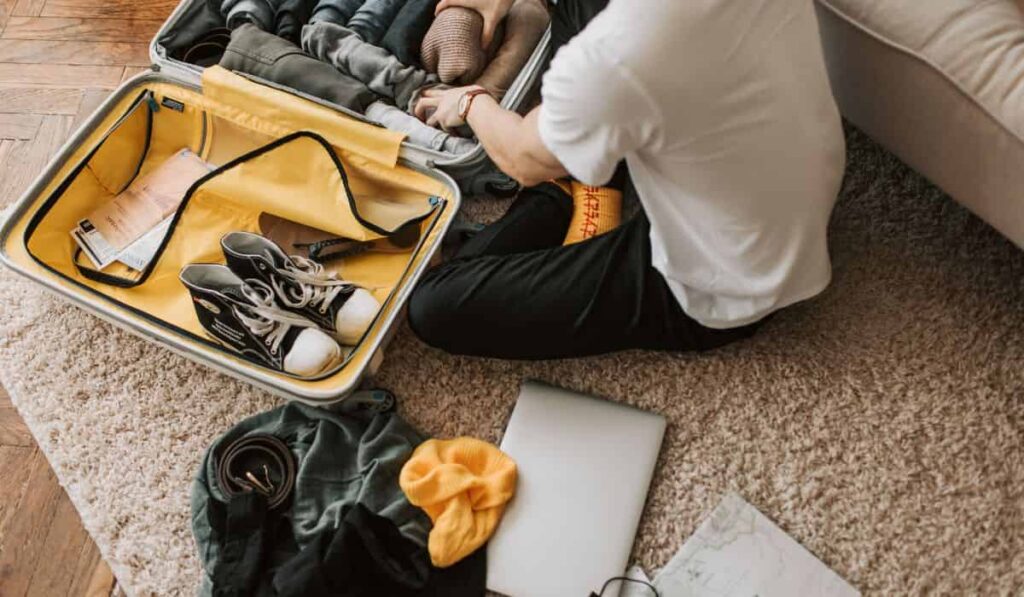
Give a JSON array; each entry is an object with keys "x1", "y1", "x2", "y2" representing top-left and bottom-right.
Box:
[{"x1": 149, "y1": 0, "x2": 552, "y2": 196}]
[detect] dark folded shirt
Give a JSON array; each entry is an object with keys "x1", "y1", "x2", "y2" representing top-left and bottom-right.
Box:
[
  {"x1": 274, "y1": 503, "x2": 486, "y2": 597},
  {"x1": 347, "y1": 0, "x2": 409, "y2": 43},
  {"x1": 380, "y1": 0, "x2": 438, "y2": 68}
]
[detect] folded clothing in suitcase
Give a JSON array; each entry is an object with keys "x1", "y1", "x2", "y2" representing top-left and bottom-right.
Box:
[
  {"x1": 0, "y1": 66, "x2": 460, "y2": 404},
  {"x1": 150, "y1": 0, "x2": 552, "y2": 196}
]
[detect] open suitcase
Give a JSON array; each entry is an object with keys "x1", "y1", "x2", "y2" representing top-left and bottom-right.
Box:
[{"x1": 0, "y1": 1, "x2": 550, "y2": 406}]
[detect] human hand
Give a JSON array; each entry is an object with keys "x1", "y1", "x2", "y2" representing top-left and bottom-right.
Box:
[
  {"x1": 435, "y1": 0, "x2": 514, "y2": 49},
  {"x1": 414, "y1": 85, "x2": 484, "y2": 131}
]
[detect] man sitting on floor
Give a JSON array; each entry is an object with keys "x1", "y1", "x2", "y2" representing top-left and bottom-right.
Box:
[{"x1": 408, "y1": 0, "x2": 846, "y2": 360}]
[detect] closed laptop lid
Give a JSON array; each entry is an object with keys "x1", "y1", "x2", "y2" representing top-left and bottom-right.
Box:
[{"x1": 487, "y1": 380, "x2": 666, "y2": 597}]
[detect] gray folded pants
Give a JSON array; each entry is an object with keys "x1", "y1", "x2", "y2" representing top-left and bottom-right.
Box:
[
  {"x1": 301, "y1": 20, "x2": 436, "y2": 109},
  {"x1": 219, "y1": 23, "x2": 377, "y2": 111},
  {"x1": 310, "y1": 0, "x2": 407, "y2": 44},
  {"x1": 365, "y1": 101, "x2": 476, "y2": 154},
  {"x1": 220, "y1": 24, "x2": 473, "y2": 155}
]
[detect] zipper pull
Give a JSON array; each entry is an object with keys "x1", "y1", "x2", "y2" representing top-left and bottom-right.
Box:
[{"x1": 146, "y1": 92, "x2": 160, "y2": 113}]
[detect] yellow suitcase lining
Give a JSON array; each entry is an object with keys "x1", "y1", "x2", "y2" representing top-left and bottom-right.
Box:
[{"x1": 7, "y1": 68, "x2": 456, "y2": 392}]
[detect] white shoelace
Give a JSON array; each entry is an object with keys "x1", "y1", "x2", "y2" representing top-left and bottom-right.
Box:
[
  {"x1": 269, "y1": 255, "x2": 353, "y2": 315},
  {"x1": 234, "y1": 281, "x2": 315, "y2": 355}
]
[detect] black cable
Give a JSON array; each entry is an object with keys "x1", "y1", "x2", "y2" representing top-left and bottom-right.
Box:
[{"x1": 590, "y1": 575, "x2": 659, "y2": 597}]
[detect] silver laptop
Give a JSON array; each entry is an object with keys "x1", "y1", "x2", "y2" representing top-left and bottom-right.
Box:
[{"x1": 487, "y1": 381, "x2": 666, "y2": 597}]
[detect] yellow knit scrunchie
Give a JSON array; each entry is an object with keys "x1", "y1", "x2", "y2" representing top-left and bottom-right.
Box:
[{"x1": 399, "y1": 438, "x2": 518, "y2": 567}]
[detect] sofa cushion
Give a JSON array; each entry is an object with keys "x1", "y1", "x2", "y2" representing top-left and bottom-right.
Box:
[
  {"x1": 828, "y1": 0, "x2": 1024, "y2": 132},
  {"x1": 816, "y1": 0, "x2": 1024, "y2": 247}
]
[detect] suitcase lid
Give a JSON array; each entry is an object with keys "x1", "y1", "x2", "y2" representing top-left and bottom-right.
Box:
[{"x1": 146, "y1": 0, "x2": 551, "y2": 172}]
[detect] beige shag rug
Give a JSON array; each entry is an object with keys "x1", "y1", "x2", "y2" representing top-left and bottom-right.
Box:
[{"x1": 2, "y1": 128, "x2": 1023, "y2": 596}]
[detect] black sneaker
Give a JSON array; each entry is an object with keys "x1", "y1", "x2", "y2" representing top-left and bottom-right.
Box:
[
  {"x1": 179, "y1": 264, "x2": 342, "y2": 376},
  {"x1": 221, "y1": 232, "x2": 380, "y2": 345}
]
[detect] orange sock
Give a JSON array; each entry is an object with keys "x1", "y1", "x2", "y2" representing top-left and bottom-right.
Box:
[{"x1": 562, "y1": 181, "x2": 622, "y2": 244}]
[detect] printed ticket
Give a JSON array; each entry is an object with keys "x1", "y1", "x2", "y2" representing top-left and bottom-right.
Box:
[{"x1": 73, "y1": 149, "x2": 213, "y2": 271}]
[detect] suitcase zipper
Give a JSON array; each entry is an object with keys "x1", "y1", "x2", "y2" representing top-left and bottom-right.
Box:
[{"x1": 198, "y1": 109, "x2": 209, "y2": 158}]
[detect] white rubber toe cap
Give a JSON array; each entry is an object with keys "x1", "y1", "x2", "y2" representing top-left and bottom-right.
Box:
[
  {"x1": 334, "y1": 288, "x2": 380, "y2": 345},
  {"x1": 283, "y1": 328, "x2": 341, "y2": 377}
]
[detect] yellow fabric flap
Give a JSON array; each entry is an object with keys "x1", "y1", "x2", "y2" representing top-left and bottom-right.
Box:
[
  {"x1": 201, "y1": 66, "x2": 405, "y2": 168},
  {"x1": 196, "y1": 132, "x2": 433, "y2": 241}
]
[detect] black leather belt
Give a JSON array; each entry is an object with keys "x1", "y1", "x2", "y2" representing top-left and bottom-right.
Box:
[{"x1": 216, "y1": 434, "x2": 296, "y2": 510}]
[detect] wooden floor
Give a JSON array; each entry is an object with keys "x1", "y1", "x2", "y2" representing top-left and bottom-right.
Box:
[
  {"x1": 0, "y1": 386, "x2": 124, "y2": 596},
  {"x1": 0, "y1": 0, "x2": 178, "y2": 593}
]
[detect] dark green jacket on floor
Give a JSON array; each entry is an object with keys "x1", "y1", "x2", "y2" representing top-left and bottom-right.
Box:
[{"x1": 191, "y1": 402, "x2": 431, "y2": 595}]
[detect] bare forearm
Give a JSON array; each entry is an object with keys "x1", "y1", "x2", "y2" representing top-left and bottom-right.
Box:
[{"x1": 466, "y1": 98, "x2": 567, "y2": 186}]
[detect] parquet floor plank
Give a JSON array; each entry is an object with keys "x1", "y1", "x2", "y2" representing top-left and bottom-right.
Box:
[
  {"x1": 0, "y1": 111, "x2": 41, "y2": 139},
  {"x1": 0, "y1": 405, "x2": 33, "y2": 445},
  {"x1": 0, "y1": 449, "x2": 66, "y2": 596},
  {"x1": 0, "y1": 40, "x2": 150, "y2": 65},
  {"x1": 71, "y1": 87, "x2": 109, "y2": 132},
  {"x1": 24, "y1": 491, "x2": 94, "y2": 597},
  {"x1": 42, "y1": 0, "x2": 178, "y2": 19},
  {"x1": 68, "y1": 541, "x2": 115, "y2": 597},
  {"x1": 120, "y1": 64, "x2": 149, "y2": 82},
  {"x1": 3, "y1": 16, "x2": 165, "y2": 42},
  {"x1": 0, "y1": 114, "x2": 72, "y2": 206},
  {"x1": 0, "y1": 63, "x2": 123, "y2": 87},
  {"x1": 0, "y1": 86, "x2": 82, "y2": 114},
  {"x1": 10, "y1": 0, "x2": 43, "y2": 18},
  {"x1": 0, "y1": 444, "x2": 35, "y2": 535}
]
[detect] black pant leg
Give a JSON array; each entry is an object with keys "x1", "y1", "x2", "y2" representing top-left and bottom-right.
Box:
[
  {"x1": 456, "y1": 182, "x2": 573, "y2": 258},
  {"x1": 408, "y1": 198, "x2": 758, "y2": 360}
]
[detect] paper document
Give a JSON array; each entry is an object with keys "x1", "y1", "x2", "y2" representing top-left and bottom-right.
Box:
[
  {"x1": 73, "y1": 149, "x2": 212, "y2": 270},
  {"x1": 654, "y1": 493, "x2": 859, "y2": 597}
]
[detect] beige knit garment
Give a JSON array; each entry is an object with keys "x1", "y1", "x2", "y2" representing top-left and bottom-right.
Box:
[
  {"x1": 475, "y1": 0, "x2": 549, "y2": 98},
  {"x1": 420, "y1": 6, "x2": 504, "y2": 85}
]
